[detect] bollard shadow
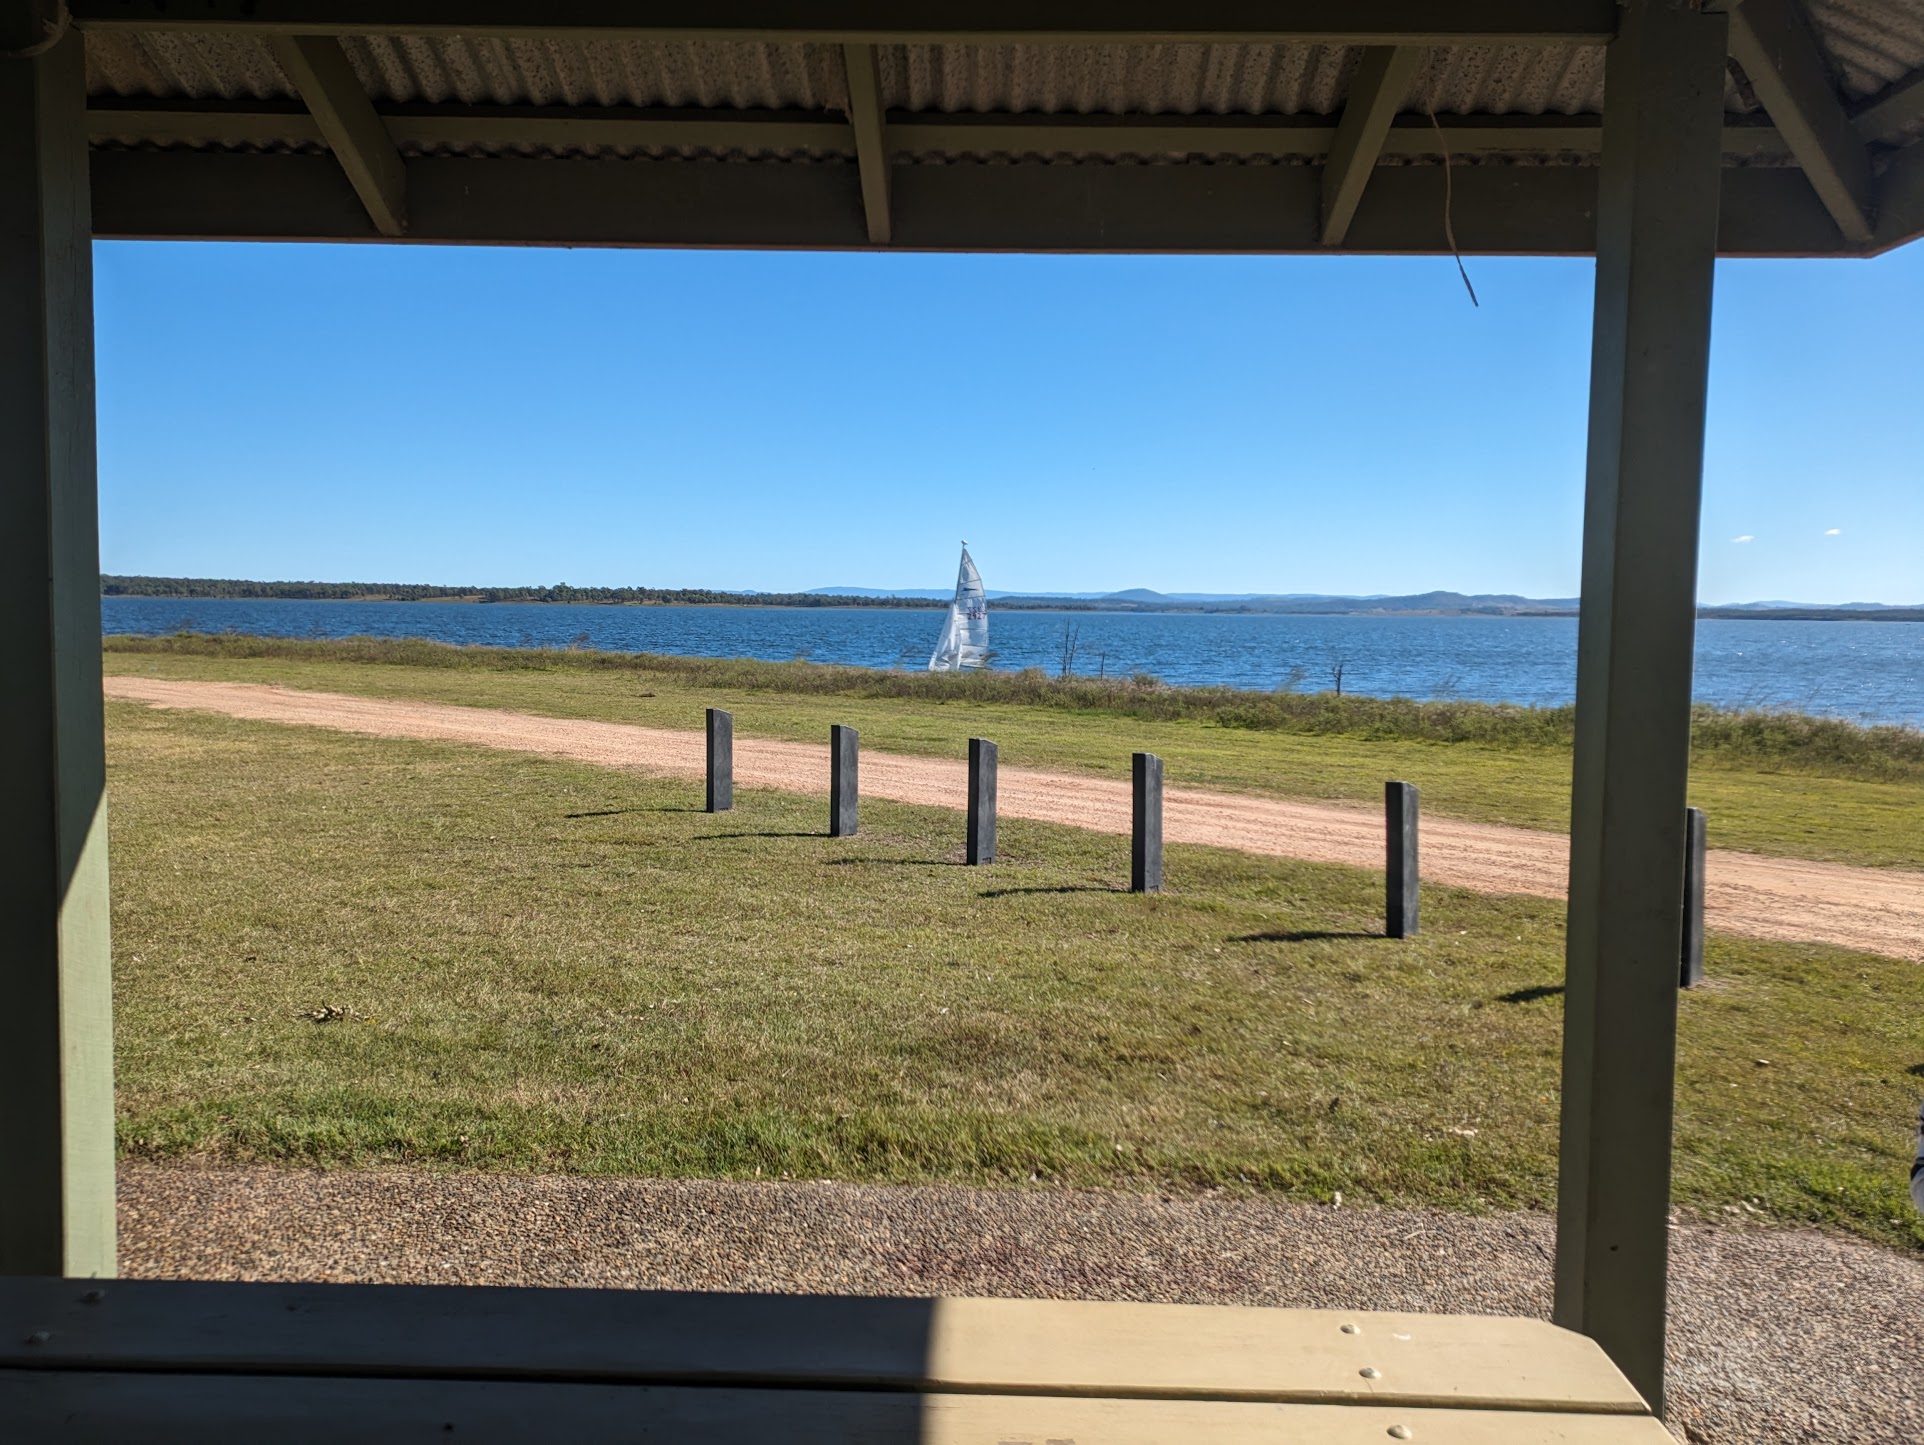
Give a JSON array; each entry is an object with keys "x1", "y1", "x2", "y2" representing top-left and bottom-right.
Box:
[
  {"x1": 1905, "y1": 1062, "x2": 1924, "y2": 1077},
  {"x1": 1229, "y1": 929, "x2": 1379, "y2": 944},
  {"x1": 691, "y1": 830, "x2": 826, "y2": 841},
  {"x1": 978, "y1": 884, "x2": 1125, "y2": 899},
  {"x1": 566, "y1": 806, "x2": 703, "y2": 819},
  {"x1": 1498, "y1": 984, "x2": 1565, "y2": 1005},
  {"x1": 826, "y1": 857, "x2": 969, "y2": 868}
]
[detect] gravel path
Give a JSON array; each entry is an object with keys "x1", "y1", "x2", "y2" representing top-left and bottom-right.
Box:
[
  {"x1": 120, "y1": 1165, "x2": 1921, "y2": 1443},
  {"x1": 107, "y1": 675, "x2": 1924, "y2": 960}
]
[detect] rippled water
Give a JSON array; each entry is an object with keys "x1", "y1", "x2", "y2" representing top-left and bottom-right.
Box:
[{"x1": 101, "y1": 596, "x2": 1923, "y2": 726}]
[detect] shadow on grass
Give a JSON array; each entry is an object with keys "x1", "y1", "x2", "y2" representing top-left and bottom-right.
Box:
[
  {"x1": 1499, "y1": 984, "x2": 1565, "y2": 1005},
  {"x1": 691, "y1": 830, "x2": 825, "y2": 841},
  {"x1": 1229, "y1": 929, "x2": 1381, "y2": 944},
  {"x1": 979, "y1": 884, "x2": 1126, "y2": 898},
  {"x1": 566, "y1": 805, "x2": 703, "y2": 819},
  {"x1": 826, "y1": 857, "x2": 968, "y2": 868}
]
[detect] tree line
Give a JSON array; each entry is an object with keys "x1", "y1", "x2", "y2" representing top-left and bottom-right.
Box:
[{"x1": 99, "y1": 575, "x2": 942, "y2": 609}]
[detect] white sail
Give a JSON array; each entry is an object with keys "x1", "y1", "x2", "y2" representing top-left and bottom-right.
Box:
[{"x1": 929, "y1": 544, "x2": 989, "y2": 671}]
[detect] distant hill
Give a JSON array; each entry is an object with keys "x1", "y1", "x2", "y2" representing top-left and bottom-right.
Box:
[
  {"x1": 810, "y1": 585, "x2": 1585, "y2": 613},
  {"x1": 818, "y1": 586, "x2": 1919, "y2": 618},
  {"x1": 985, "y1": 589, "x2": 1587, "y2": 615},
  {"x1": 1708, "y1": 599, "x2": 1922, "y2": 611}
]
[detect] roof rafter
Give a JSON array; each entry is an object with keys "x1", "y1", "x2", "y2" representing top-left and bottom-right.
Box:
[
  {"x1": 1874, "y1": 135, "x2": 1924, "y2": 249},
  {"x1": 842, "y1": 43, "x2": 891, "y2": 244},
  {"x1": 1853, "y1": 70, "x2": 1924, "y2": 146},
  {"x1": 67, "y1": 0, "x2": 1621, "y2": 43},
  {"x1": 1321, "y1": 46, "x2": 1425, "y2": 245},
  {"x1": 267, "y1": 34, "x2": 407, "y2": 236},
  {"x1": 1727, "y1": 0, "x2": 1873, "y2": 242}
]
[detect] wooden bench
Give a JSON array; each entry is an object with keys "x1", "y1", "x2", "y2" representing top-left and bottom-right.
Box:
[{"x1": 2, "y1": 1277, "x2": 1672, "y2": 1441}]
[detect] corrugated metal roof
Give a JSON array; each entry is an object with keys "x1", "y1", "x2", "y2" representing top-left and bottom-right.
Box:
[
  {"x1": 79, "y1": 17, "x2": 1924, "y2": 162},
  {"x1": 1808, "y1": 0, "x2": 1924, "y2": 97},
  {"x1": 339, "y1": 35, "x2": 849, "y2": 112},
  {"x1": 74, "y1": 34, "x2": 1731, "y2": 121},
  {"x1": 87, "y1": 31, "x2": 292, "y2": 102}
]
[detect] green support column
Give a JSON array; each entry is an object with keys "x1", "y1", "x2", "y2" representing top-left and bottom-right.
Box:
[
  {"x1": 0, "y1": 15, "x2": 117, "y2": 1279},
  {"x1": 1553, "y1": 0, "x2": 1727, "y2": 1416}
]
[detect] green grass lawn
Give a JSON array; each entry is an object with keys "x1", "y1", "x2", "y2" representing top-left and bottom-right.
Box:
[
  {"x1": 103, "y1": 642, "x2": 1924, "y2": 869},
  {"x1": 108, "y1": 700, "x2": 1924, "y2": 1251}
]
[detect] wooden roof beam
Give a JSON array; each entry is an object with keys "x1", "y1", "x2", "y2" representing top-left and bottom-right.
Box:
[
  {"x1": 1727, "y1": 0, "x2": 1873, "y2": 242},
  {"x1": 267, "y1": 34, "x2": 406, "y2": 236},
  {"x1": 1321, "y1": 45, "x2": 1425, "y2": 245},
  {"x1": 1853, "y1": 70, "x2": 1924, "y2": 147},
  {"x1": 89, "y1": 146, "x2": 1863, "y2": 256},
  {"x1": 842, "y1": 43, "x2": 890, "y2": 244}
]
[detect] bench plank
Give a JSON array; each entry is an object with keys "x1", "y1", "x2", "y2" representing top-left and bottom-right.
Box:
[
  {"x1": 0, "y1": 1371, "x2": 1681, "y2": 1444},
  {"x1": 0, "y1": 1278, "x2": 1647, "y2": 1413}
]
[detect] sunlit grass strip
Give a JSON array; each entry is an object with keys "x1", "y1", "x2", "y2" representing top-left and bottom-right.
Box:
[{"x1": 107, "y1": 701, "x2": 1924, "y2": 1251}]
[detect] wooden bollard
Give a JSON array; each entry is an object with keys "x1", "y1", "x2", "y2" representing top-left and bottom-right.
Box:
[
  {"x1": 1680, "y1": 805, "x2": 1706, "y2": 988},
  {"x1": 1386, "y1": 780, "x2": 1419, "y2": 938},
  {"x1": 1131, "y1": 752, "x2": 1163, "y2": 893},
  {"x1": 829, "y1": 724, "x2": 859, "y2": 837},
  {"x1": 967, "y1": 738, "x2": 997, "y2": 865},
  {"x1": 705, "y1": 708, "x2": 733, "y2": 813}
]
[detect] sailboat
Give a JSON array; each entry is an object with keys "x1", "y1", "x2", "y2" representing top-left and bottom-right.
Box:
[{"x1": 928, "y1": 543, "x2": 989, "y2": 671}]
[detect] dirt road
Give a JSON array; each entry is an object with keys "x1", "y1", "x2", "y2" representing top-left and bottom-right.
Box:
[{"x1": 105, "y1": 676, "x2": 1924, "y2": 960}]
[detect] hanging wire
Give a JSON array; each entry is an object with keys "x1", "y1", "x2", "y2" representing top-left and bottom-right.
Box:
[{"x1": 1429, "y1": 108, "x2": 1480, "y2": 308}]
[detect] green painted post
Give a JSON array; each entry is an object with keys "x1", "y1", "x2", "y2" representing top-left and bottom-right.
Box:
[
  {"x1": 966, "y1": 738, "x2": 997, "y2": 865},
  {"x1": 0, "y1": 19, "x2": 117, "y2": 1279},
  {"x1": 1385, "y1": 781, "x2": 1419, "y2": 938},
  {"x1": 705, "y1": 708, "x2": 733, "y2": 813},
  {"x1": 1553, "y1": 0, "x2": 1728, "y2": 1417},
  {"x1": 1130, "y1": 753, "x2": 1163, "y2": 893},
  {"x1": 829, "y1": 724, "x2": 858, "y2": 837},
  {"x1": 1680, "y1": 807, "x2": 1707, "y2": 989}
]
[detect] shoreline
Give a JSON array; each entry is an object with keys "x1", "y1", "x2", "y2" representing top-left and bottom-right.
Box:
[
  {"x1": 100, "y1": 592, "x2": 1924, "y2": 622},
  {"x1": 98, "y1": 580, "x2": 1923, "y2": 623}
]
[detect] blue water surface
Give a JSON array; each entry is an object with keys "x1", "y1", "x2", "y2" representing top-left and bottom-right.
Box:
[{"x1": 101, "y1": 597, "x2": 1923, "y2": 727}]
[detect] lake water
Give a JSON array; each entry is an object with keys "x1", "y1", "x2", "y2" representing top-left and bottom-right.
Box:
[{"x1": 101, "y1": 596, "x2": 1924, "y2": 726}]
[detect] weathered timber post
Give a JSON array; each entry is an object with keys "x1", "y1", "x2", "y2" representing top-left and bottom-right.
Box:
[
  {"x1": 0, "y1": 27, "x2": 117, "y2": 1278},
  {"x1": 1680, "y1": 806, "x2": 1706, "y2": 988},
  {"x1": 829, "y1": 724, "x2": 859, "y2": 837},
  {"x1": 966, "y1": 738, "x2": 997, "y2": 865},
  {"x1": 1386, "y1": 781, "x2": 1419, "y2": 938},
  {"x1": 1131, "y1": 753, "x2": 1163, "y2": 893},
  {"x1": 1554, "y1": 0, "x2": 1729, "y2": 1416},
  {"x1": 705, "y1": 708, "x2": 733, "y2": 813}
]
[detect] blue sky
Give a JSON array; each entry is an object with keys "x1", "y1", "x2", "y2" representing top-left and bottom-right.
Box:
[{"x1": 94, "y1": 239, "x2": 1922, "y2": 604}]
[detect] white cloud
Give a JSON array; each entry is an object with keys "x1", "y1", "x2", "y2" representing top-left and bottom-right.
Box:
[
  {"x1": 1823, "y1": 528, "x2": 1841, "y2": 536},
  {"x1": 1731, "y1": 534, "x2": 1754, "y2": 544}
]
